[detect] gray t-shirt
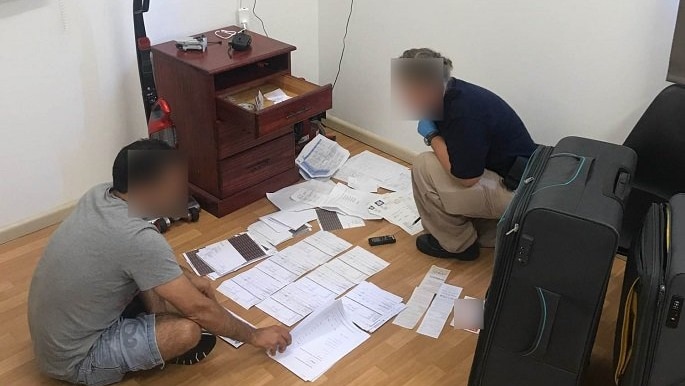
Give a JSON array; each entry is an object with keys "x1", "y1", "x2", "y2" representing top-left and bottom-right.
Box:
[{"x1": 28, "y1": 183, "x2": 183, "y2": 381}]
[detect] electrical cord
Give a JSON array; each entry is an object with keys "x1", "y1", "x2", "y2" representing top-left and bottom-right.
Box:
[
  {"x1": 333, "y1": 0, "x2": 354, "y2": 89},
  {"x1": 253, "y1": 0, "x2": 269, "y2": 37}
]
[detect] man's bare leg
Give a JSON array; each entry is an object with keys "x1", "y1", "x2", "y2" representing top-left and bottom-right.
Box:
[{"x1": 155, "y1": 314, "x2": 202, "y2": 361}]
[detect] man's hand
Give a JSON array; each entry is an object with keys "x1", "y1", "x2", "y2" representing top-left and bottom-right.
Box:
[
  {"x1": 249, "y1": 325, "x2": 292, "y2": 356},
  {"x1": 417, "y1": 119, "x2": 438, "y2": 139}
]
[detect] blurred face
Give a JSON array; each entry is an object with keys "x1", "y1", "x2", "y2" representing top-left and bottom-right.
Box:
[
  {"x1": 128, "y1": 162, "x2": 188, "y2": 219},
  {"x1": 395, "y1": 80, "x2": 445, "y2": 120},
  {"x1": 391, "y1": 58, "x2": 446, "y2": 120}
]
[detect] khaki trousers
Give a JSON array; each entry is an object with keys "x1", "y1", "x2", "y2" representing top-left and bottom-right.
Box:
[{"x1": 412, "y1": 152, "x2": 514, "y2": 253}]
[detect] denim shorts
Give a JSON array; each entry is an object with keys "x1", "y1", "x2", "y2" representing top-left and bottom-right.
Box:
[{"x1": 75, "y1": 313, "x2": 163, "y2": 386}]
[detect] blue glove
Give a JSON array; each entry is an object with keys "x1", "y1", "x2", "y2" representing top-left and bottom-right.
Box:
[{"x1": 417, "y1": 119, "x2": 438, "y2": 139}]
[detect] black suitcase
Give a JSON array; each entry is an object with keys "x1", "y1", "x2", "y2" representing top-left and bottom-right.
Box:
[
  {"x1": 469, "y1": 136, "x2": 637, "y2": 386},
  {"x1": 614, "y1": 194, "x2": 685, "y2": 386}
]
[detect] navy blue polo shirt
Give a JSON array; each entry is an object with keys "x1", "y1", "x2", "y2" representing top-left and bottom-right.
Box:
[{"x1": 436, "y1": 78, "x2": 536, "y2": 179}]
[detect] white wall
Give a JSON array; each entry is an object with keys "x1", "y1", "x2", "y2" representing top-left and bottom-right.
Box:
[
  {"x1": 0, "y1": 0, "x2": 319, "y2": 230},
  {"x1": 319, "y1": 0, "x2": 679, "y2": 155}
]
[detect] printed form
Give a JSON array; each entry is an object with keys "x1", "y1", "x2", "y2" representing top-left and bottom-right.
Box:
[
  {"x1": 417, "y1": 283, "x2": 463, "y2": 338},
  {"x1": 270, "y1": 300, "x2": 370, "y2": 382}
]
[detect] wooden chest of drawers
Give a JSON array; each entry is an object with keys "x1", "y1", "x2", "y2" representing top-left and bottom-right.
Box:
[{"x1": 151, "y1": 26, "x2": 332, "y2": 217}]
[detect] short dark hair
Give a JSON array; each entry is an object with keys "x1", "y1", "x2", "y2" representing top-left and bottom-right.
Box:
[
  {"x1": 399, "y1": 48, "x2": 454, "y2": 81},
  {"x1": 112, "y1": 139, "x2": 179, "y2": 193}
]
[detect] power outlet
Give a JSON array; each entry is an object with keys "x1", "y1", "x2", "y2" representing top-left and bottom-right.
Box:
[{"x1": 237, "y1": 7, "x2": 250, "y2": 30}]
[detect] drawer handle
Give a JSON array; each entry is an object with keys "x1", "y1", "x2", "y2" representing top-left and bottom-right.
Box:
[{"x1": 286, "y1": 106, "x2": 312, "y2": 119}]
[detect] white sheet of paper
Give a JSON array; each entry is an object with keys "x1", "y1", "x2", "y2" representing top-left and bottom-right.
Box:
[
  {"x1": 268, "y1": 278, "x2": 337, "y2": 317},
  {"x1": 264, "y1": 88, "x2": 292, "y2": 103},
  {"x1": 296, "y1": 135, "x2": 350, "y2": 179},
  {"x1": 321, "y1": 183, "x2": 383, "y2": 220},
  {"x1": 417, "y1": 283, "x2": 463, "y2": 338},
  {"x1": 337, "y1": 246, "x2": 390, "y2": 276},
  {"x1": 334, "y1": 150, "x2": 412, "y2": 193},
  {"x1": 270, "y1": 300, "x2": 370, "y2": 382},
  {"x1": 247, "y1": 221, "x2": 292, "y2": 247},
  {"x1": 197, "y1": 241, "x2": 246, "y2": 276},
  {"x1": 267, "y1": 180, "x2": 336, "y2": 212},
  {"x1": 367, "y1": 193, "x2": 424, "y2": 235},
  {"x1": 231, "y1": 268, "x2": 290, "y2": 301},
  {"x1": 219, "y1": 308, "x2": 256, "y2": 348},
  {"x1": 262, "y1": 209, "x2": 317, "y2": 231},
  {"x1": 217, "y1": 279, "x2": 261, "y2": 309},
  {"x1": 302, "y1": 231, "x2": 352, "y2": 256},
  {"x1": 305, "y1": 265, "x2": 357, "y2": 295},
  {"x1": 348, "y1": 176, "x2": 379, "y2": 193},
  {"x1": 418, "y1": 265, "x2": 451, "y2": 294},
  {"x1": 342, "y1": 281, "x2": 406, "y2": 332},
  {"x1": 392, "y1": 286, "x2": 435, "y2": 329},
  {"x1": 255, "y1": 259, "x2": 301, "y2": 283},
  {"x1": 257, "y1": 297, "x2": 306, "y2": 326},
  {"x1": 256, "y1": 90, "x2": 265, "y2": 110},
  {"x1": 323, "y1": 258, "x2": 370, "y2": 284},
  {"x1": 268, "y1": 243, "x2": 329, "y2": 277}
]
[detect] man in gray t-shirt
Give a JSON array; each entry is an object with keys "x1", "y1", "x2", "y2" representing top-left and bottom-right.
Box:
[{"x1": 28, "y1": 139, "x2": 291, "y2": 385}]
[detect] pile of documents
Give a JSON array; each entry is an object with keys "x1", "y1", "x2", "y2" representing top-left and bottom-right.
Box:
[
  {"x1": 368, "y1": 192, "x2": 424, "y2": 235},
  {"x1": 217, "y1": 231, "x2": 352, "y2": 311},
  {"x1": 183, "y1": 233, "x2": 274, "y2": 280},
  {"x1": 393, "y1": 265, "x2": 464, "y2": 339},
  {"x1": 270, "y1": 300, "x2": 370, "y2": 382},
  {"x1": 296, "y1": 134, "x2": 349, "y2": 179},
  {"x1": 334, "y1": 150, "x2": 413, "y2": 193},
  {"x1": 341, "y1": 281, "x2": 406, "y2": 333},
  {"x1": 257, "y1": 245, "x2": 390, "y2": 326}
]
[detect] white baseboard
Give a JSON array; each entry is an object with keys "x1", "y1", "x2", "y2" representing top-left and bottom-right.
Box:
[
  {"x1": 323, "y1": 115, "x2": 418, "y2": 164},
  {"x1": 0, "y1": 201, "x2": 75, "y2": 245}
]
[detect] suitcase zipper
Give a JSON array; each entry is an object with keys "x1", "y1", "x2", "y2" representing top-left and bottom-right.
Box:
[
  {"x1": 475, "y1": 145, "x2": 554, "y2": 380},
  {"x1": 640, "y1": 204, "x2": 669, "y2": 384}
]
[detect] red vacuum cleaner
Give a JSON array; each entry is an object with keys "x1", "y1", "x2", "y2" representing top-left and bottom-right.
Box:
[{"x1": 134, "y1": 0, "x2": 200, "y2": 232}]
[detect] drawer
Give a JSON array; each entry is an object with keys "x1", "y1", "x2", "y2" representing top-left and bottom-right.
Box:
[
  {"x1": 215, "y1": 120, "x2": 292, "y2": 160},
  {"x1": 216, "y1": 74, "x2": 332, "y2": 138},
  {"x1": 218, "y1": 133, "x2": 295, "y2": 197}
]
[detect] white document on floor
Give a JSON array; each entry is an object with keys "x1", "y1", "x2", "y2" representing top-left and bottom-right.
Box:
[{"x1": 270, "y1": 300, "x2": 370, "y2": 382}]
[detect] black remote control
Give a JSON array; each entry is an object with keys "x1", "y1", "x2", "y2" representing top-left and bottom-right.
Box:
[{"x1": 368, "y1": 235, "x2": 397, "y2": 246}]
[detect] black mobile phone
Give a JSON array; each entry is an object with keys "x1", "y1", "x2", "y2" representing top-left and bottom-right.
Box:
[{"x1": 368, "y1": 235, "x2": 397, "y2": 246}]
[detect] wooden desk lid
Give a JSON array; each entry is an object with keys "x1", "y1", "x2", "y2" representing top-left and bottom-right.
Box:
[{"x1": 151, "y1": 25, "x2": 296, "y2": 74}]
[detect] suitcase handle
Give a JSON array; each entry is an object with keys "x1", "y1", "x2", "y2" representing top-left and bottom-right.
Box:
[
  {"x1": 604, "y1": 169, "x2": 632, "y2": 208},
  {"x1": 523, "y1": 287, "x2": 561, "y2": 360},
  {"x1": 532, "y1": 154, "x2": 594, "y2": 196}
]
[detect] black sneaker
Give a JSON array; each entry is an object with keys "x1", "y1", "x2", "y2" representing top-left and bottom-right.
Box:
[
  {"x1": 416, "y1": 234, "x2": 480, "y2": 261},
  {"x1": 169, "y1": 332, "x2": 216, "y2": 365}
]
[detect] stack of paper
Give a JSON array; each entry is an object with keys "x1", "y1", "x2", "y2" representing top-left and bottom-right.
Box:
[
  {"x1": 368, "y1": 192, "x2": 424, "y2": 235},
  {"x1": 183, "y1": 233, "x2": 272, "y2": 280},
  {"x1": 217, "y1": 232, "x2": 352, "y2": 310},
  {"x1": 257, "y1": 246, "x2": 390, "y2": 326},
  {"x1": 342, "y1": 281, "x2": 406, "y2": 332},
  {"x1": 270, "y1": 300, "x2": 370, "y2": 382},
  {"x1": 267, "y1": 180, "x2": 336, "y2": 212},
  {"x1": 296, "y1": 135, "x2": 350, "y2": 179},
  {"x1": 247, "y1": 208, "x2": 318, "y2": 248},
  {"x1": 315, "y1": 209, "x2": 365, "y2": 231},
  {"x1": 334, "y1": 150, "x2": 413, "y2": 193},
  {"x1": 292, "y1": 182, "x2": 382, "y2": 220}
]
